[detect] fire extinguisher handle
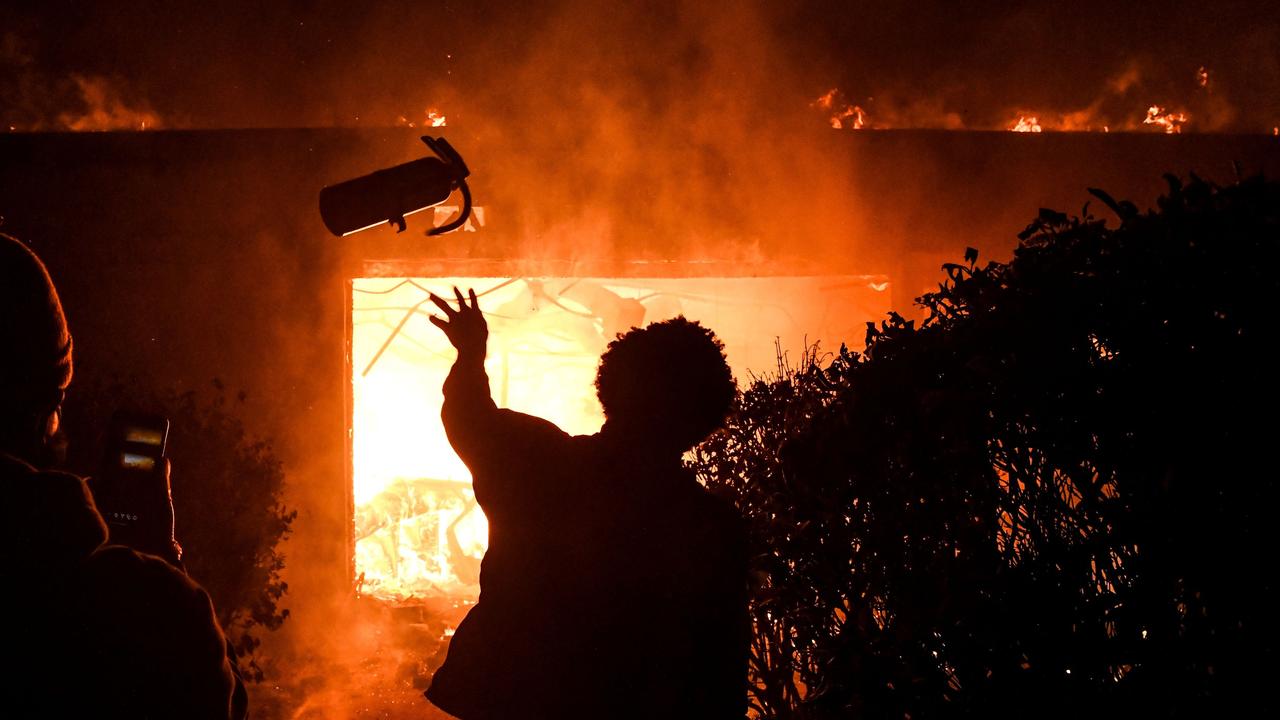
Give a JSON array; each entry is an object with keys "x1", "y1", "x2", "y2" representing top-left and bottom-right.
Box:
[
  {"x1": 421, "y1": 135, "x2": 471, "y2": 180},
  {"x1": 420, "y1": 135, "x2": 473, "y2": 236},
  {"x1": 427, "y1": 178, "x2": 473, "y2": 236}
]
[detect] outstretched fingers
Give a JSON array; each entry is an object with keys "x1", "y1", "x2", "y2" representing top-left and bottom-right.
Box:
[
  {"x1": 428, "y1": 293, "x2": 458, "y2": 335},
  {"x1": 429, "y1": 287, "x2": 483, "y2": 335},
  {"x1": 429, "y1": 292, "x2": 457, "y2": 318}
]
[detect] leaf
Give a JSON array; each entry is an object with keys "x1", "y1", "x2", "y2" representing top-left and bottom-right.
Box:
[
  {"x1": 1037, "y1": 207, "x2": 1069, "y2": 225},
  {"x1": 1087, "y1": 187, "x2": 1138, "y2": 221}
]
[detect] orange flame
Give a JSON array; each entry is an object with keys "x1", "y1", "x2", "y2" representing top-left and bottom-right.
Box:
[
  {"x1": 832, "y1": 105, "x2": 867, "y2": 130},
  {"x1": 395, "y1": 108, "x2": 448, "y2": 129},
  {"x1": 814, "y1": 89, "x2": 868, "y2": 130},
  {"x1": 1009, "y1": 115, "x2": 1043, "y2": 133},
  {"x1": 1143, "y1": 105, "x2": 1188, "y2": 134}
]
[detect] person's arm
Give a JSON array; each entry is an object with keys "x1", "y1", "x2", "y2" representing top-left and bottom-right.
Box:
[
  {"x1": 430, "y1": 287, "x2": 498, "y2": 463},
  {"x1": 79, "y1": 547, "x2": 242, "y2": 719},
  {"x1": 86, "y1": 462, "x2": 244, "y2": 717},
  {"x1": 429, "y1": 287, "x2": 569, "y2": 512}
]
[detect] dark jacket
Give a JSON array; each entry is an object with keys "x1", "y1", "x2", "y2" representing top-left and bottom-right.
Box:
[
  {"x1": 1, "y1": 452, "x2": 242, "y2": 719},
  {"x1": 426, "y1": 359, "x2": 749, "y2": 719}
]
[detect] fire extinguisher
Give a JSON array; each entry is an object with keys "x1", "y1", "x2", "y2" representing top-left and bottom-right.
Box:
[{"x1": 319, "y1": 135, "x2": 472, "y2": 237}]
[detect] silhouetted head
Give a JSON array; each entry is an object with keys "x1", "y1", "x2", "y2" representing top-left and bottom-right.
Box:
[
  {"x1": 595, "y1": 317, "x2": 734, "y2": 453},
  {"x1": 0, "y1": 233, "x2": 73, "y2": 463}
]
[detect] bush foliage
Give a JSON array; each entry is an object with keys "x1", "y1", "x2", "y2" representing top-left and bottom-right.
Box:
[
  {"x1": 63, "y1": 379, "x2": 295, "y2": 682},
  {"x1": 693, "y1": 174, "x2": 1280, "y2": 717}
]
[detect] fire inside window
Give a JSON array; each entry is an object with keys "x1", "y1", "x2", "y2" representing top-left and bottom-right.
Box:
[{"x1": 350, "y1": 274, "x2": 889, "y2": 605}]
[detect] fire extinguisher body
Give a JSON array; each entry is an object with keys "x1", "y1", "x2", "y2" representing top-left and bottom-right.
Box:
[
  {"x1": 319, "y1": 156, "x2": 456, "y2": 236},
  {"x1": 318, "y1": 136, "x2": 472, "y2": 237}
]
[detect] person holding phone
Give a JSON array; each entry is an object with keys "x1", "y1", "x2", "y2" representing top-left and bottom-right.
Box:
[
  {"x1": 89, "y1": 411, "x2": 184, "y2": 566},
  {"x1": 0, "y1": 233, "x2": 245, "y2": 719}
]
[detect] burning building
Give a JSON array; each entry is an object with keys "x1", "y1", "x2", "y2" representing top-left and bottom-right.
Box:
[
  {"x1": 3, "y1": 0, "x2": 1280, "y2": 714},
  {"x1": 2, "y1": 125, "x2": 1278, "y2": 715}
]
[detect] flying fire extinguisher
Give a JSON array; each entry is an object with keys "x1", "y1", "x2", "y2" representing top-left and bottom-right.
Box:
[{"x1": 318, "y1": 135, "x2": 472, "y2": 237}]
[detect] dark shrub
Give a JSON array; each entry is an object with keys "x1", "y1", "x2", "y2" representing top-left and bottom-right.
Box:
[{"x1": 693, "y1": 175, "x2": 1280, "y2": 717}]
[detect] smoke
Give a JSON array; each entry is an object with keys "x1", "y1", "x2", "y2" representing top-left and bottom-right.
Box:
[
  {"x1": 1, "y1": 33, "x2": 160, "y2": 131},
  {"x1": 3, "y1": 1, "x2": 1277, "y2": 134},
  {"x1": 446, "y1": 1, "x2": 865, "y2": 266},
  {"x1": 58, "y1": 75, "x2": 161, "y2": 131}
]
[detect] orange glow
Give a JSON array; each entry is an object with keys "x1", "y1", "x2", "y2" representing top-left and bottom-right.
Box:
[
  {"x1": 1055, "y1": 102, "x2": 1110, "y2": 132},
  {"x1": 395, "y1": 108, "x2": 448, "y2": 129},
  {"x1": 1009, "y1": 115, "x2": 1042, "y2": 133},
  {"x1": 58, "y1": 75, "x2": 160, "y2": 131},
  {"x1": 832, "y1": 105, "x2": 867, "y2": 130},
  {"x1": 813, "y1": 88, "x2": 837, "y2": 110},
  {"x1": 351, "y1": 275, "x2": 889, "y2": 603},
  {"x1": 814, "y1": 89, "x2": 868, "y2": 129},
  {"x1": 1143, "y1": 105, "x2": 1188, "y2": 134},
  {"x1": 808, "y1": 64, "x2": 1220, "y2": 133}
]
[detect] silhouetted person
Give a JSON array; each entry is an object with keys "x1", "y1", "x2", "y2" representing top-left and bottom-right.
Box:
[
  {"x1": 425, "y1": 288, "x2": 748, "y2": 719},
  {"x1": 0, "y1": 233, "x2": 245, "y2": 719}
]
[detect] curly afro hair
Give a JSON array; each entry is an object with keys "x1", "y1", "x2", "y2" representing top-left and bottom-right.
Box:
[{"x1": 594, "y1": 316, "x2": 735, "y2": 451}]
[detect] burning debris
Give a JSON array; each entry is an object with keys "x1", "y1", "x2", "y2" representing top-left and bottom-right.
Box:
[
  {"x1": 1144, "y1": 105, "x2": 1189, "y2": 134},
  {"x1": 396, "y1": 108, "x2": 448, "y2": 128},
  {"x1": 354, "y1": 477, "x2": 487, "y2": 600},
  {"x1": 813, "y1": 88, "x2": 868, "y2": 130},
  {"x1": 1009, "y1": 115, "x2": 1043, "y2": 133},
  {"x1": 810, "y1": 59, "x2": 1259, "y2": 135},
  {"x1": 831, "y1": 104, "x2": 868, "y2": 130}
]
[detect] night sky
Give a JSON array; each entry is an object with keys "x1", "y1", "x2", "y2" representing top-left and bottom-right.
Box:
[{"x1": 3, "y1": 0, "x2": 1278, "y2": 133}]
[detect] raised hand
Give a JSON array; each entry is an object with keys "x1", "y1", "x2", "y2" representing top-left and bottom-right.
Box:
[{"x1": 429, "y1": 286, "x2": 488, "y2": 358}]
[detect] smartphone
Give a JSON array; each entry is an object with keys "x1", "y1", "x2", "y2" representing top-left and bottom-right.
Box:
[
  {"x1": 99, "y1": 411, "x2": 169, "y2": 530},
  {"x1": 109, "y1": 412, "x2": 169, "y2": 472}
]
